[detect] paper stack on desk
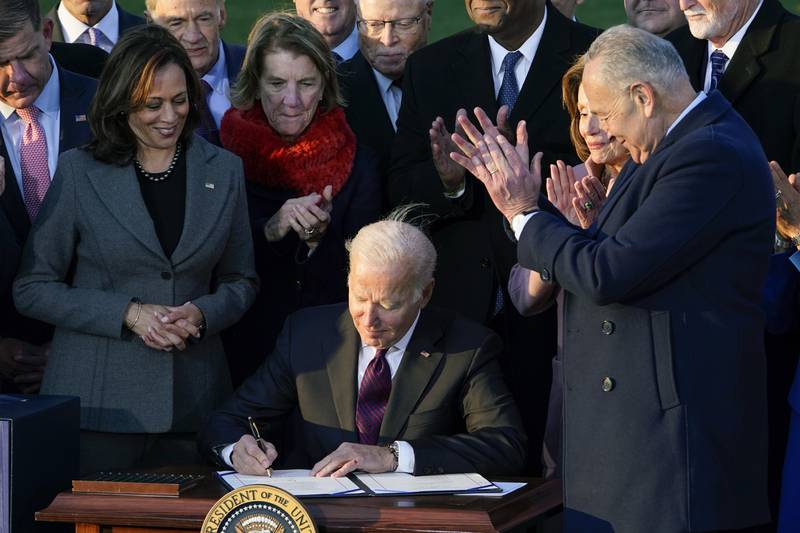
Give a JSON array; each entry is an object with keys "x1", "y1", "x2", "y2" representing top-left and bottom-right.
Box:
[{"x1": 216, "y1": 470, "x2": 500, "y2": 497}]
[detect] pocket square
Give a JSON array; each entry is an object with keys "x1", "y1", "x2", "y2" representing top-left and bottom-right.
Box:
[
  {"x1": 420, "y1": 351, "x2": 430, "y2": 358},
  {"x1": 74, "y1": 114, "x2": 86, "y2": 122},
  {"x1": 205, "y1": 183, "x2": 215, "y2": 190}
]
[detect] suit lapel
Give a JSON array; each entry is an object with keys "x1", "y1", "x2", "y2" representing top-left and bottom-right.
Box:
[
  {"x1": 379, "y1": 311, "x2": 445, "y2": 442},
  {"x1": 452, "y1": 32, "x2": 498, "y2": 119},
  {"x1": 0, "y1": 144, "x2": 30, "y2": 244},
  {"x1": 47, "y1": 8, "x2": 66, "y2": 43},
  {"x1": 719, "y1": 1, "x2": 779, "y2": 105},
  {"x1": 170, "y1": 139, "x2": 227, "y2": 266},
  {"x1": 326, "y1": 311, "x2": 360, "y2": 434},
  {"x1": 357, "y1": 55, "x2": 396, "y2": 136},
  {"x1": 57, "y1": 68, "x2": 92, "y2": 153},
  {"x1": 511, "y1": 9, "x2": 573, "y2": 125},
  {"x1": 86, "y1": 160, "x2": 166, "y2": 260}
]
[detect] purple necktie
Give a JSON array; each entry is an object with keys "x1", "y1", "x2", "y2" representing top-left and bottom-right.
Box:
[
  {"x1": 708, "y1": 50, "x2": 729, "y2": 93},
  {"x1": 17, "y1": 106, "x2": 51, "y2": 221},
  {"x1": 355, "y1": 348, "x2": 391, "y2": 445}
]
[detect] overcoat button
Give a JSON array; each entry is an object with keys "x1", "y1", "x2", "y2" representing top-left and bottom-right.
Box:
[
  {"x1": 601, "y1": 320, "x2": 615, "y2": 335},
  {"x1": 480, "y1": 258, "x2": 491, "y2": 269},
  {"x1": 160, "y1": 271, "x2": 172, "y2": 280},
  {"x1": 602, "y1": 377, "x2": 615, "y2": 392},
  {"x1": 540, "y1": 269, "x2": 551, "y2": 281}
]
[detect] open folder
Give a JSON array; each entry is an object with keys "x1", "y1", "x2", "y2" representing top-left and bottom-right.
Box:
[{"x1": 216, "y1": 469, "x2": 501, "y2": 498}]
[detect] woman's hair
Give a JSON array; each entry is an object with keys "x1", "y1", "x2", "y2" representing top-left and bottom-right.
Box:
[
  {"x1": 87, "y1": 25, "x2": 202, "y2": 165},
  {"x1": 561, "y1": 54, "x2": 590, "y2": 162},
  {"x1": 231, "y1": 12, "x2": 344, "y2": 111}
]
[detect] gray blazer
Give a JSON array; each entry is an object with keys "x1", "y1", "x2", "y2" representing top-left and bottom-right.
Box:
[{"x1": 13, "y1": 138, "x2": 258, "y2": 433}]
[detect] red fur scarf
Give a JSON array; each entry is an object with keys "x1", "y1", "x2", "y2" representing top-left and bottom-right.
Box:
[{"x1": 220, "y1": 105, "x2": 356, "y2": 196}]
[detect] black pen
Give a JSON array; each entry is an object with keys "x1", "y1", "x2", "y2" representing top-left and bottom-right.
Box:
[{"x1": 247, "y1": 416, "x2": 272, "y2": 477}]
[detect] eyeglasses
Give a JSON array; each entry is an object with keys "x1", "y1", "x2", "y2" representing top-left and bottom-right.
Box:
[{"x1": 357, "y1": 12, "x2": 427, "y2": 36}]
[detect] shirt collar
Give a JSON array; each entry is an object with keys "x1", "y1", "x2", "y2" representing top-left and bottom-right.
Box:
[
  {"x1": 0, "y1": 55, "x2": 60, "y2": 120},
  {"x1": 360, "y1": 311, "x2": 421, "y2": 355},
  {"x1": 371, "y1": 67, "x2": 395, "y2": 95},
  {"x1": 202, "y1": 40, "x2": 228, "y2": 93},
  {"x1": 488, "y1": 4, "x2": 547, "y2": 77},
  {"x1": 705, "y1": 0, "x2": 762, "y2": 62},
  {"x1": 333, "y1": 24, "x2": 359, "y2": 61},
  {"x1": 57, "y1": 0, "x2": 120, "y2": 44},
  {"x1": 665, "y1": 92, "x2": 707, "y2": 138}
]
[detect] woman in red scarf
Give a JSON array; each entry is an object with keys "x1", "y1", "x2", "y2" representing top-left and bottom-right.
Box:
[{"x1": 220, "y1": 13, "x2": 381, "y2": 385}]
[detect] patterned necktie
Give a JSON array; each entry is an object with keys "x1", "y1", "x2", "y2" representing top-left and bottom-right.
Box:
[
  {"x1": 708, "y1": 50, "x2": 729, "y2": 92},
  {"x1": 17, "y1": 106, "x2": 51, "y2": 221},
  {"x1": 355, "y1": 348, "x2": 392, "y2": 445},
  {"x1": 497, "y1": 51, "x2": 524, "y2": 112},
  {"x1": 196, "y1": 80, "x2": 221, "y2": 146},
  {"x1": 87, "y1": 27, "x2": 98, "y2": 47}
]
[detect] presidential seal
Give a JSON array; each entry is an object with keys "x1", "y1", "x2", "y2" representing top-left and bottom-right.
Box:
[{"x1": 202, "y1": 485, "x2": 317, "y2": 533}]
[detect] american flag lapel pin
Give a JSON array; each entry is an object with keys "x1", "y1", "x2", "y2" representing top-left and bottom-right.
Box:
[
  {"x1": 75, "y1": 114, "x2": 86, "y2": 123},
  {"x1": 420, "y1": 351, "x2": 430, "y2": 358},
  {"x1": 205, "y1": 183, "x2": 215, "y2": 190}
]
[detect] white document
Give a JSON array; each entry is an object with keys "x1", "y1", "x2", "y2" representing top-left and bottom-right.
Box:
[
  {"x1": 355, "y1": 472, "x2": 499, "y2": 495},
  {"x1": 217, "y1": 469, "x2": 364, "y2": 497},
  {"x1": 455, "y1": 481, "x2": 527, "y2": 497}
]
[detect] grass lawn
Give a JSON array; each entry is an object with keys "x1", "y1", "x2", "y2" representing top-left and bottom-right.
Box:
[{"x1": 41, "y1": 0, "x2": 800, "y2": 45}]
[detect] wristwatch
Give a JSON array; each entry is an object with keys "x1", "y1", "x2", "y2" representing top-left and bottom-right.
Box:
[{"x1": 384, "y1": 441, "x2": 399, "y2": 472}]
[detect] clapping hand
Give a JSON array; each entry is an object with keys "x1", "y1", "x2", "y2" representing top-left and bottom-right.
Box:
[
  {"x1": 449, "y1": 109, "x2": 541, "y2": 222},
  {"x1": 771, "y1": 161, "x2": 800, "y2": 245},
  {"x1": 264, "y1": 187, "x2": 333, "y2": 247}
]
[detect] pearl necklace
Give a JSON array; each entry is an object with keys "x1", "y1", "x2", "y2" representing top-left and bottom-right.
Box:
[{"x1": 135, "y1": 143, "x2": 182, "y2": 183}]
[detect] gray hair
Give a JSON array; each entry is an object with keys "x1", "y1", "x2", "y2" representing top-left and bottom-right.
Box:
[
  {"x1": 346, "y1": 205, "x2": 437, "y2": 301},
  {"x1": 145, "y1": 0, "x2": 224, "y2": 11},
  {"x1": 585, "y1": 24, "x2": 688, "y2": 95}
]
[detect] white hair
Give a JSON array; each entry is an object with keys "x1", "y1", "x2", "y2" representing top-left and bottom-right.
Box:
[
  {"x1": 585, "y1": 24, "x2": 688, "y2": 95},
  {"x1": 346, "y1": 205, "x2": 437, "y2": 301}
]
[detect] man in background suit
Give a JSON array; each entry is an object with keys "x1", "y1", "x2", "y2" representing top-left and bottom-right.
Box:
[
  {"x1": 668, "y1": 2, "x2": 800, "y2": 524},
  {"x1": 46, "y1": 0, "x2": 145, "y2": 52},
  {"x1": 624, "y1": 0, "x2": 685, "y2": 36},
  {"x1": 199, "y1": 217, "x2": 526, "y2": 477},
  {"x1": 457, "y1": 24, "x2": 773, "y2": 532},
  {"x1": 295, "y1": 0, "x2": 359, "y2": 62},
  {"x1": 0, "y1": 0, "x2": 96, "y2": 393},
  {"x1": 338, "y1": 0, "x2": 432, "y2": 183},
  {"x1": 387, "y1": 0, "x2": 596, "y2": 474},
  {"x1": 146, "y1": 0, "x2": 244, "y2": 146}
]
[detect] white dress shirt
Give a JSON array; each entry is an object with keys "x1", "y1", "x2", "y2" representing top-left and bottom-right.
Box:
[
  {"x1": 487, "y1": 5, "x2": 547, "y2": 98},
  {"x1": 371, "y1": 68, "x2": 402, "y2": 131},
  {"x1": 333, "y1": 25, "x2": 360, "y2": 61},
  {"x1": 201, "y1": 42, "x2": 231, "y2": 129},
  {"x1": 0, "y1": 56, "x2": 61, "y2": 194},
  {"x1": 511, "y1": 92, "x2": 710, "y2": 240},
  {"x1": 702, "y1": 0, "x2": 762, "y2": 93},
  {"x1": 56, "y1": 0, "x2": 119, "y2": 52},
  {"x1": 222, "y1": 312, "x2": 421, "y2": 474}
]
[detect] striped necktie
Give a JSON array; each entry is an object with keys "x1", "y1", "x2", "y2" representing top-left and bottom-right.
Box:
[
  {"x1": 708, "y1": 50, "x2": 729, "y2": 92},
  {"x1": 17, "y1": 106, "x2": 51, "y2": 221},
  {"x1": 355, "y1": 348, "x2": 391, "y2": 445}
]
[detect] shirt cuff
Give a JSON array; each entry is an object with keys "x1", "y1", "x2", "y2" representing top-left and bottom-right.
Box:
[
  {"x1": 395, "y1": 440, "x2": 415, "y2": 474},
  {"x1": 512, "y1": 212, "x2": 538, "y2": 240},
  {"x1": 443, "y1": 180, "x2": 466, "y2": 199},
  {"x1": 220, "y1": 443, "x2": 236, "y2": 468}
]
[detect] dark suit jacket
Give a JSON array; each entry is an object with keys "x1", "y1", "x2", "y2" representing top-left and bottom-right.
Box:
[
  {"x1": 388, "y1": 6, "x2": 597, "y2": 324},
  {"x1": 221, "y1": 40, "x2": 246, "y2": 84},
  {"x1": 47, "y1": 2, "x2": 145, "y2": 44},
  {"x1": 0, "y1": 67, "x2": 96, "y2": 345},
  {"x1": 200, "y1": 303, "x2": 527, "y2": 476},
  {"x1": 518, "y1": 92, "x2": 773, "y2": 532},
  {"x1": 50, "y1": 43, "x2": 109, "y2": 79},
  {"x1": 667, "y1": 0, "x2": 800, "y2": 171},
  {"x1": 338, "y1": 51, "x2": 397, "y2": 181}
]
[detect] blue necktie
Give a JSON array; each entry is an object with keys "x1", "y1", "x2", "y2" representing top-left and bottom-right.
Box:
[
  {"x1": 497, "y1": 51, "x2": 523, "y2": 111},
  {"x1": 708, "y1": 50, "x2": 729, "y2": 93}
]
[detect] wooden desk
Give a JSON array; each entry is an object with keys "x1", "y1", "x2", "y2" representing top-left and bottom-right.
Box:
[{"x1": 36, "y1": 474, "x2": 562, "y2": 533}]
